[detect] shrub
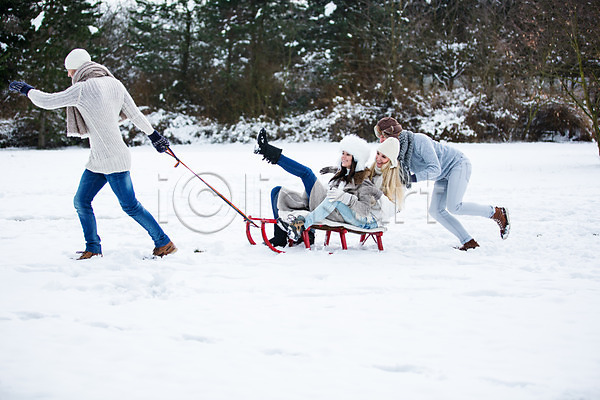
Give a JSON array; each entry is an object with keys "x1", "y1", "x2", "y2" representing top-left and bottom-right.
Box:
[{"x1": 523, "y1": 103, "x2": 593, "y2": 142}]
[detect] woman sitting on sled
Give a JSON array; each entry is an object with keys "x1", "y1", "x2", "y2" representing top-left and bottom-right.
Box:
[{"x1": 254, "y1": 130, "x2": 403, "y2": 247}]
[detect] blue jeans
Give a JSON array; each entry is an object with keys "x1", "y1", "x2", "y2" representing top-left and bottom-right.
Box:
[
  {"x1": 270, "y1": 155, "x2": 318, "y2": 218},
  {"x1": 73, "y1": 169, "x2": 170, "y2": 253},
  {"x1": 428, "y1": 158, "x2": 494, "y2": 244},
  {"x1": 304, "y1": 200, "x2": 378, "y2": 229}
]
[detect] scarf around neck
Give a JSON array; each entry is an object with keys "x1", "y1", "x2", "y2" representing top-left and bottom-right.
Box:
[
  {"x1": 66, "y1": 61, "x2": 125, "y2": 137},
  {"x1": 397, "y1": 130, "x2": 415, "y2": 188}
]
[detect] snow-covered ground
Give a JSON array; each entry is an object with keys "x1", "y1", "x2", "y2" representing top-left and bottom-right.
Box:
[{"x1": 1, "y1": 141, "x2": 599, "y2": 400}]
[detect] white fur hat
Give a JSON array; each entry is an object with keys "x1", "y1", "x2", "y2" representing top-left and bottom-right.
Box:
[
  {"x1": 339, "y1": 135, "x2": 371, "y2": 172},
  {"x1": 377, "y1": 137, "x2": 399, "y2": 168},
  {"x1": 64, "y1": 48, "x2": 91, "y2": 70}
]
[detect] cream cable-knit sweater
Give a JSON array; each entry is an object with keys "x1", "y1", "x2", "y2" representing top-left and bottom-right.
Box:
[{"x1": 28, "y1": 76, "x2": 154, "y2": 174}]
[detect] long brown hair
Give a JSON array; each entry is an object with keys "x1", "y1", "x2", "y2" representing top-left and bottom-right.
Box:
[{"x1": 330, "y1": 158, "x2": 369, "y2": 186}]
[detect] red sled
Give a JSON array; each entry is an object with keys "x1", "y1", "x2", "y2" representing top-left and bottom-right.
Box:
[{"x1": 245, "y1": 216, "x2": 386, "y2": 253}]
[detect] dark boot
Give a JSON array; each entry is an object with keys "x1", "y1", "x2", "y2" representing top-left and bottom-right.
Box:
[
  {"x1": 457, "y1": 239, "x2": 480, "y2": 251},
  {"x1": 277, "y1": 215, "x2": 306, "y2": 242},
  {"x1": 293, "y1": 228, "x2": 314, "y2": 246},
  {"x1": 491, "y1": 206, "x2": 510, "y2": 240},
  {"x1": 269, "y1": 224, "x2": 289, "y2": 248},
  {"x1": 307, "y1": 229, "x2": 315, "y2": 245},
  {"x1": 254, "y1": 128, "x2": 282, "y2": 164}
]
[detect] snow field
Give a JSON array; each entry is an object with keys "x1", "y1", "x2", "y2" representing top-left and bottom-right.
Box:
[{"x1": 1, "y1": 142, "x2": 599, "y2": 400}]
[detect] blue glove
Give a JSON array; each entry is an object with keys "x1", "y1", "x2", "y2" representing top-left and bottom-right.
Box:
[
  {"x1": 148, "y1": 130, "x2": 170, "y2": 153},
  {"x1": 9, "y1": 81, "x2": 35, "y2": 95}
]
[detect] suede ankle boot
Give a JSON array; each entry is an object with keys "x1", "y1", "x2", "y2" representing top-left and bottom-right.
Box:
[
  {"x1": 491, "y1": 206, "x2": 510, "y2": 239},
  {"x1": 153, "y1": 241, "x2": 178, "y2": 257},
  {"x1": 457, "y1": 239, "x2": 480, "y2": 251},
  {"x1": 77, "y1": 251, "x2": 102, "y2": 260}
]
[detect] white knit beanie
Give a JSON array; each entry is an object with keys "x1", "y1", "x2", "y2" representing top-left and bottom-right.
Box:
[
  {"x1": 339, "y1": 135, "x2": 371, "y2": 172},
  {"x1": 65, "y1": 48, "x2": 91, "y2": 70},
  {"x1": 377, "y1": 137, "x2": 399, "y2": 168}
]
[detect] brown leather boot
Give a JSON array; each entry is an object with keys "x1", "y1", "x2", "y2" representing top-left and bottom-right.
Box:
[
  {"x1": 491, "y1": 206, "x2": 510, "y2": 239},
  {"x1": 457, "y1": 239, "x2": 480, "y2": 251},
  {"x1": 153, "y1": 241, "x2": 178, "y2": 257},
  {"x1": 77, "y1": 251, "x2": 102, "y2": 260}
]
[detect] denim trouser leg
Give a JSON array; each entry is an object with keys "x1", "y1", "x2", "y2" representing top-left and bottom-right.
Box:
[
  {"x1": 304, "y1": 200, "x2": 378, "y2": 229},
  {"x1": 446, "y1": 159, "x2": 494, "y2": 217},
  {"x1": 429, "y1": 159, "x2": 494, "y2": 244},
  {"x1": 74, "y1": 169, "x2": 107, "y2": 253},
  {"x1": 271, "y1": 186, "x2": 282, "y2": 218},
  {"x1": 276, "y1": 155, "x2": 317, "y2": 196},
  {"x1": 271, "y1": 155, "x2": 318, "y2": 218},
  {"x1": 105, "y1": 171, "x2": 171, "y2": 248},
  {"x1": 430, "y1": 180, "x2": 472, "y2": 244}
]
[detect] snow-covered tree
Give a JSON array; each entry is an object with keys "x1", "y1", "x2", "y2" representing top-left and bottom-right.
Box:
[{"x1": 5, "y1": 0, "x2": 99, "y2": 148}]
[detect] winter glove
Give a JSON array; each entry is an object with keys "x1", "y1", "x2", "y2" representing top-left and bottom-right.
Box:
[
  {"x1": 320, "y1": 166, "x2": 338, "y2": 175},
  {"x1": 148, "y1": 130, "x2": 170, "y2": 153},
  {"x1": 326, "y1": 187, "x2": 344, "y2": 201},
  {"x1": 410, "y1": 174, "x2": 417, "y2": 183},
  {"x1": 326, "y1": 188, "x2": 353, "y2": 205},
  {"x1": 9, "y1": 81, "x2": 35, "y2": 96}
]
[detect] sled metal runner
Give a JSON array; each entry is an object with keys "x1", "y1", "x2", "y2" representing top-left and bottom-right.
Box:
[{"x1": 245, "y1": 216, "x2": 385, "y2": 253}]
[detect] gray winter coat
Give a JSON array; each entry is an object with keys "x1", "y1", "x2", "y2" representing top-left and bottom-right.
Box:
[
  {"x1": 277, "y1": 169, "x2": 382, "y2": 223},
  {"x1": 409, "y1": 132, "x2": 465, "y2": 182}
]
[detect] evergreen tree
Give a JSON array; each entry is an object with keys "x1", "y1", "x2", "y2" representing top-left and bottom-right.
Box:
[
  {"x1": 0, "y1": 1, "x2": 39, "y2": 90},
  {"x1": 300, "y1": 0, "x2": 410, "y2": 105},
  {"x1": 17, "y1": 0, "x2": 99, "y2": 148},
  {"x1": 198, "y1": 0, "x2": 304, "y2": 122},
  {"x1": 128, "y1": 0, "x2": 207, "y2": 111}
]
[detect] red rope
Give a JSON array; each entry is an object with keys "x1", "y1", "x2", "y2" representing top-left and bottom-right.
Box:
[{"x1": 165, "y1": 148, "x2": 259, "y2": 228}]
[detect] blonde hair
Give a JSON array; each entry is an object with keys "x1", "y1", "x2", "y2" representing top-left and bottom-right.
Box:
[{"x1": 369, "y1": 159, "x2": 405, "y2": 208}]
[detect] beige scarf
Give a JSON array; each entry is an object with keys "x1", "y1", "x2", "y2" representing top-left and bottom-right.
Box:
[{"x1": 66, "y1": 61, "x2": 127, "y2": 137}]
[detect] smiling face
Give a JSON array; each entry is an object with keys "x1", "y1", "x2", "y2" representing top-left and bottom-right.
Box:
[
  {"x1": 340, "y1": 151, "x2": 353, "y2": 168},
  {"x1": 375, "y1": 151, "x2": 390, "y2": 168}
]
